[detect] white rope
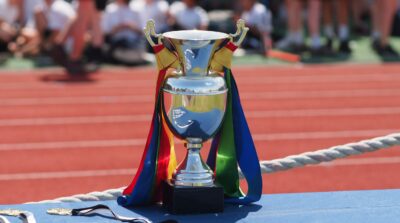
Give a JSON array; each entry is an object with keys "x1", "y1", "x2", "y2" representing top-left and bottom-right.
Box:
[
  {"x1": 27, "y1": 188, "x2": 125, "y2": 204},
  {"x1": 32, "y1": 133, "x2": 400, "y2": 203},
  {"x1": 256, "y1": 133, "x2": 400, "y2": 175}
]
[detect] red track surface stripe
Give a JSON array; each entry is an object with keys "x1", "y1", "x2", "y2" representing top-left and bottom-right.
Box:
[
  {"x1": 0, "y1": 106, "x2": 399, "y2": 127},
  {"x1": 0, "y1": 169, "x2": 136, "y2": 181},
  {"x1": 0, "y1": 129, "x2": 397, "y2": 151}
]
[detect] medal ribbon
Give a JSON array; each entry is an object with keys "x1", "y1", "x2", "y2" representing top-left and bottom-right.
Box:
[
  {"x1": 118, "y1": 44, "x2": 177, "y2": 206},
  {"x1": 208, "y1": 42, "x2": 262, "y2": 204}
]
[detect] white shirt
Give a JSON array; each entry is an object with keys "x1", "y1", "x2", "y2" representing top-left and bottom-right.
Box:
[
  {"x1": 0, "y1": 0, "x2": 18, "y2": 24},
  {"x1": 48, "y1": 0, "x2": 76, "y2": 31},
  {"x1": 169, "y1": 1, "x2": 208, "y2": 30},
  {"x1": 241, "y1": 3, "x2": 272, "y2": 34},
  {"x1": 130, "y1": 0, "x2": 169, "y2": 33},
  {"x1": 24, "y1": 0, "x2": 45, "y2": 28},
  {"x1": 102, "y1": 2, "x2": 142, "y2": 40}
]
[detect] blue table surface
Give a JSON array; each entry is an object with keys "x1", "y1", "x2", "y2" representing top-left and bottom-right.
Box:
[{"x1": 1, "y1": 189, "x2": 400, "y2": 223}]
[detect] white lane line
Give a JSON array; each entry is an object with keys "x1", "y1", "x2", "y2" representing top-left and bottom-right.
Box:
[
  {"x1": 239, "y1": 73, "x2": 400, "y2": 84},
  {"x1": 0, "y1": 169, "x2": 136, "y2": 181},
  {"x1": 0, "y1": 115, "x2": 151, "y2": 126},
  {"x1": 1, "y1": 106, "x2": 400, "y2": 127},
  {"x1": 1, "y1": 88, "x2": 400, "y2": 106},
  {"x1": 242, "y1": 89, "x2": 400, "y2": 100},
  {"x1": 320, "y1": 156, "x2": 400, "y2": 167},
  {"x1": 252, "y1": 129, "x2": 399, "y2": 141},
  {"x1": 0, "y1": 139, "x2": 145, "y2": 151},
  {"x1": 246, "y1": 106, "x2": 400, "y2": 118},
  {"x1": 2, "y1": 156, "x2": 400, "y2": 181},
  {"x1": 0, "y1": 95, "x2": 152, "y2": 106},
  {"x1": 0, "y1": 129, "x2": 398, "y2": 151},
  {"x1": 0, "y1": 80, "x2": 154, "y2": 90},
  {"x1": 1, "y1": 73, "x2": 400, "y2": 90}
]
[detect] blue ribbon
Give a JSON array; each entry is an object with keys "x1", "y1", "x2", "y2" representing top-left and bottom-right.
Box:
[{"x1": 224, "y1": 68, "x2": 263, "y2": 204}]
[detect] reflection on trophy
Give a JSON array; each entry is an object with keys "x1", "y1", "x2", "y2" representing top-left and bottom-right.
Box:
[{"x1": 144, "y1": 20, "x2": 248, "y2": 214}]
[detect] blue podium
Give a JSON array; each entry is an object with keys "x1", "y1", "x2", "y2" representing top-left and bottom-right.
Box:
[{"x1": 1, "y1": 189, "x2": 400, "y2": 222}]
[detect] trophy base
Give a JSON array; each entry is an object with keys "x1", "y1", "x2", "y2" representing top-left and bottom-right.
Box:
[{"x1": 162, "y1": 180, "x2": 224, "y2": 214}]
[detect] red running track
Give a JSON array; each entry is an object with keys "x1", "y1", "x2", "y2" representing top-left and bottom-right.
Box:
[{"x1": 0, "y1": 64, "x2": 400, "y2": 204}]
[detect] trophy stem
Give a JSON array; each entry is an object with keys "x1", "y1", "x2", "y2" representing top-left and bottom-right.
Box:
[{"x1": 172, "y1": 139, "x2": 214, "y2": 187}]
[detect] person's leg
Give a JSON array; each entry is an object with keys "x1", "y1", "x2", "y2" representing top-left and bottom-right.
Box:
[
  {"x1": 86, "y1": 9, "x2": 104, "y2": 62},
  {"x1": 11, "y1": 28, "x2": 41, "y2": 57},
  {"x1": 322, "y1": 0, "x2": 334, "y2": 48},
  {"x1": 337, "y1": 0, "x2": 351, "y2": 53},
  {"x1": 371, "y1": 0, "x2": 381, "y2": 45},
  {"x1": 337, "y1": 0, "x2": 349, "y2": 40},
  {"x1": 90, "y1": 10, "x2": 103, "y2": 47},
  {"x1": 0, "y1": 23, "x2": 17, "y2": 42},
  {"x1": 372, "y1": 0, "x2": 398, "y2": 56},
  {"x1": 307, "y1": 0, "x2": 322, "y2": 50},
  {"x1": 34, "y1": 10, "x2": 47, "y2": 36},
  {"x1": 277, "y1": 0, "x2": 304, "y2": 50},
  {"x1": 288, "y1": 0, "x2": 303, "y2": 44},
  {"x1": 70, "y1": 0, "x2": 94, "y2": 61},
  {"x1": 378, "y1": 0, "x2": 397, "y2": 46},
  {"x1": 351, "y1": 0, "x2": 369, "y2": 34}
]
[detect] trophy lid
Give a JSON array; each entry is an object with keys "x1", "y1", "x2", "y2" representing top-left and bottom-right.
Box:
[{"x1": 163, "y1": 30, "x2": 229, "y2": 41}]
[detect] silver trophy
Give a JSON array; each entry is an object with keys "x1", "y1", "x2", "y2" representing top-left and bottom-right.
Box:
[{"x1": 144, "y1": 20, "x2": 248, "y2": 214}]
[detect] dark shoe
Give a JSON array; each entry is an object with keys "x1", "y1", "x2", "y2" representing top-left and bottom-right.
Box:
[
  {"x1": 65, "y1": 60, "x2": 99, "y2": 75},
  {"x1": 353, "y1": 24, "x2": 369, "y2": 36},
  {"x1": 371, "y1": 39, "x2": 380, "y2": 52},
  {"x1": 338, "y1": 40, "x2": 352, "y2": 54},
  {"x1": 310, "y1": 46, "x2": 335, "y2": 57},
  {"x1": 50, "y1": 44, "x2": 68, "y2": 66},
  {"x1": 291, "y1": 44, "x2": 308, "y2": 53},
  {"x1": 325, "y1": 38, "x2": 333, "y2": 51},
  {"x1": 86, "y1": 46, "x2": 103, "y2": 64},
  {"x1": 376, "y1": 44, "x2": 400, "y2": 57},
  {"x1": 66, "y1": 60, "x2": 87, "y2": 75}
]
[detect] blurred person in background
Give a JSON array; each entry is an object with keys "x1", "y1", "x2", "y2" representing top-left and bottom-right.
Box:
[
  {"x1": 276, "y1": 0, "x2": 328, "y2": 56},
  {"x1": 103, "y1": 0, "x2": 147, "y2": 65},
  {"x1": 371, "y1": 0, "x2": 399, "y2": 57},
  {"x1": 236, "y1": 0, "x2": 272, "y2": 56},
  {"x1": 66, "y1": 0, "x2": 106, "y2": 74},
  {"x1": 7, "y1": 0, "x2": 44, "y2": 57},
  {"x1": 169, "y1": 0, "x2": 209, "y2": 30},
  {"x1": 0, "y1": 0, "x2": 19, "y2": 53},
  {"x1": 32, "y1": 0, "x2": 76, "y2": 66},
  {"x1": 130, "y1": 0, "x2": 170, "y2": 33},
  {"x1": 351, "y1": 0, "x2": 370, "y2": 35},
  {"x1": 322, "y1": 0, "x2": 351, "y2": 54}
]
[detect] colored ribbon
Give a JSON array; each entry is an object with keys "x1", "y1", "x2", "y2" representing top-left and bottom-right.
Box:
[
  {"x1": 208, "y1": 43, "x2": 262, "y2": 204},
  {"x1": 118, "y1": 44, "x2": 177, "y2": 206}
]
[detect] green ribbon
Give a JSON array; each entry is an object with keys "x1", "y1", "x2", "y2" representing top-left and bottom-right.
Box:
[{"x1": 214, "y1": 71, "x2": 243, "y2": 198}]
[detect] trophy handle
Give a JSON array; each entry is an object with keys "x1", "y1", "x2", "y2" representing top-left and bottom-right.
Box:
[
  {"x1": 144, "y1": 20, "x2": 163, "y2": 46},
  {"x1": 229, "y1": 19, "x2": 249, "y2": 46}
]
